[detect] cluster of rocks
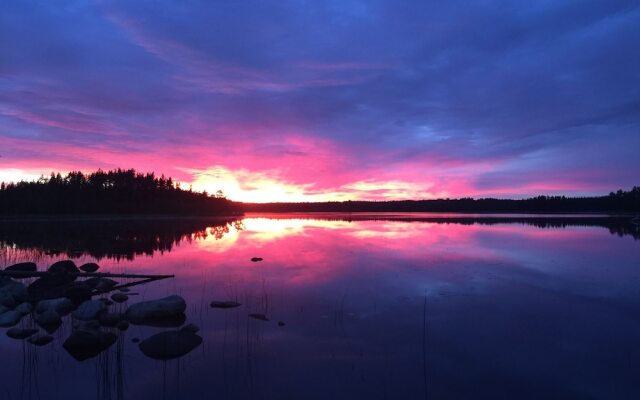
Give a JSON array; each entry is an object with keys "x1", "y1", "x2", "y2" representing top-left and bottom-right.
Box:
[{"x1": 0, "y1": 260, "x2": 203, "y2": 361}]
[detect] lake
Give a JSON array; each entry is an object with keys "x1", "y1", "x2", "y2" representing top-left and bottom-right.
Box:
[{"x1": 0, "y1": 213, "x2": 639, "y2": 400}]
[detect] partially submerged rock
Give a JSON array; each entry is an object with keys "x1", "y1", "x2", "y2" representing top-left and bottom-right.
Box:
[
  {"x1": 48, "y1": 260, "x2": 79, "y2": 274},
  {"x1": 28, "y1": 334, "x2": 53, "y2": 346},
  {"x1": 139, "y1": 330, "x2": 202, "y2": 360},
  {"x1": 95, "y1": 278, "x2": 118, "y2": 290},
  {"x1": 5, "y1": 262, "x2": 37, "y2": 273},
  {"x1": 248, "y1": 313, "x2": 269, "y2": 321},
  {"x1": 63, "y1": 330, "x2": 117, "y2": 361},
  {"x1": 79, "y1": 263, "x2": 100, "y2": 273},
  {"x1": 0, "y1": 281, "x2": 28, "y2": 308},
  {"x1": 0, "y1": 310, "x2": 23, "y2": 327},
  {"x1": 180, "y1": 323, "x2": 200, "y2": 333},
  {"x1": 250, "y1": 257, "x2": 263, "y2": 262},
  {"x1": 36, "y1": 309, "x2": 62, "y2": 331},
  {"x1": 126, "y1": 295, "x2": 186, "y2": 326},
  {"x1": 111, "y1": 293, "x2": 128, "y2": 303},
  {"x1": 210, "y1": 301, "x2": 241, "y2": 309},
  {"x1": 16, "y1": 302, "x2": 33, "y2": 315},
  {"x1": 6, "y1": 327, "x2": 39, "y2": 340},
  {"x1": 72, "y1": 299, "x2": 106, "y2": 321},
  {"x1": 36, "y1": 297, "x2": 74, "y2": 316},
  {"x1": 116, "y1": 320, "x2": 129, "y2": 331},
  {"x1": 73, "y1": 319, "x2": 100, "y2": 331},
  {"x1": 99, "y1": 312, "x2": 124, "y2": 327}
]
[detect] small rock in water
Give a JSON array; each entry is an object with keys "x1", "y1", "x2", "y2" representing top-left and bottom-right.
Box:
[
  {"x1": 0, "y1": 310, "x2": 23, "y2": 327},
  {"x1": 28, "y1": 334, "x2": 53, "y2": 346},
  {"x1": 16, "y1": 302, "x2": 33, "y2": 315},
  {"x1": 248, "y1": 313, "x2": 269, "y2": 321},
  {"x1": 79, "y1": 263, "x2": 100, "y2": 273},
  {"x1": 36, "y1": 298, "x2": 74, "y2": 315},
  {"x1": 63, "y1": 330, "x2": 117, "y2": 361},
  {"x1": 278, "y1": 321, "x2": 285, "y2": 327},
  {"x1": 73, "y1": 299, "x2": 106, "y2": 321},
  {"x1": 48, "y1": 260, "x2": 79, "y2": 274},
  {"x1": 73, "y1": 319, "x2": 100, "y2": 331},
  {"x1": 5, "y1": 262, "x2": 37, "y2": 273},
  {"x1": 0, "y1": 281, "x2": 28, "y2": 308},
  {"x1": 6, "y1": 328, "x2": 38, "y2": 340},
  {"x1": 132, "y1": 337, "x2": 140, "y2": 343},
  {"x1": 116, "y1": 320, "x2": 130, "y2": 331},
  {"x1": 111, "y1": 293, "x2": 128, "y2": 303},
  {"x1": 101, "y1": 298, "x2": 114, "y2": 306},
  {"x1": 250, "y1": 257, "x2": 263, "y2": 262},
  {"x1": 36, "y1": 309, "x2": 61, "y2": 328},
  {"x1": 126, "y1": 295, "x2": 186, "y2": 325},
  {"x1": 210, "y1": 301, "x2": 241, "y2": 309},
  {"x1": 180, "y1": 323, "x2": 200, "y2": 333},
  {"x1": 95, "y1": 278, "x2": 118, "y2": 290},
  {"x1": 139, "y1": 330, "x2": 203, "y2": 360},
  {"x1": 99, "y1": 312, "x2": 124, "y2": 327}
]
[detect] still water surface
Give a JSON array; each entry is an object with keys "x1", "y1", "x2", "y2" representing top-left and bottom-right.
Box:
[{"x1": 0, "y1": 213, "x2": 639, "y2": 400}]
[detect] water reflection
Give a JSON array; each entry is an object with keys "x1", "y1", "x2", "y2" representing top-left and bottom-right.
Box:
[
  {"x1": 0, "y1": 214, "x2": 638, "y2": 400},
  {"x1": 0, "y1": 217, "x2": 243, "y2": 262}
]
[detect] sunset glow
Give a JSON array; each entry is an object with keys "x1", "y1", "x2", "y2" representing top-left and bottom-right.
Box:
[{"x1": 1, "y1": 1, "x2": 639, "y2": 201}]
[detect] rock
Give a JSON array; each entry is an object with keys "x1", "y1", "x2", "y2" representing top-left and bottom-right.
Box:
[
  {"x1": 95, "y1": 278, "x2": 117, "y2": 290},
  {"x1": 36, "y1": 309, "x2": 61, "y2": 329},
  {"x1": 180, "y1": 323, "x2": 200, "y2": 333},
  {"x1": 278, "y1": 321, "x2": 285, "y2": 327},
  {"x1": 6, "y1": 328, "x2": 39, "y2": 339},
  {"x1": 72, "y1": 299, "x2": 106, "y2": 321},
  {"x1": 79, "y1": 263, "x2": 100, "y2": 273},
  {"x1": 82, "y1": 277, "x2": 101, "y2": 289},
  {"x1": 132, "y1": 337, "x2": 140, "y2": 343},
  {"x1": 210, "y1": 301, "x2": 241, "y2": 309},
  {"x1": 63, "y1": 330, "x2": 117, "y2": 361},
  {"x1": 250, "y1": 257, "x2": 263, "y2": 262},
  {"x1": 0, "y1": 305, "x2": 9, "y2": 314},
  {"x1": 62, "y1": 283, "x2": 92, "y2": 304},
  {"x1": 16, "y1": 302, "x2": 33, "y2": 315},
  {"x1": 139, "y1": 330, "x2": 203, "y2": 360},
  {"x1": 48, "y1": 260, "x2": 79, "y2": 274},
  {"x1": 116, "y1": 320, "x2": 129, "y2": 331},
  {"x1": 111, "y1": 293, "x2": 128, "y2": 303},
  {"x1": 119, "y1": 288, "x2": 130, "y2": 293},
  {"x1": 248, "y1": 313, "x2": 269, "y2": 321},
  {"x1": 0, "y1": 310, "x2": 23, "y2": 327},
  {"x1": 5, "y1": 262, "x2": 37, "y2": 273},
  {"x1": 99, "y1": 312, "x2": 124, "y2": 327},
  {"x1": 36, "y1": 298, "x2": 74, "y2": 315},
  {"x1": 73, "y1": 319, "x2": 100, "y2": 331},
  {"x1": 28, "y1": 276, "x2": 74, "y2": 299},
  {"x1": 0, "y1": 281, "x2": 28, "y2": 307},
  {"x1": 27, "y1": 334, "x2": 53, "y2": 346},
  {"x1": 126, "y1": 295, "x2": 186, "y2": 325}
]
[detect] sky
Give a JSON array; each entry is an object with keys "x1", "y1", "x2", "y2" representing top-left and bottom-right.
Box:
[{"x1": 1, "y1": 0, "x2": 639, "y2": 202}]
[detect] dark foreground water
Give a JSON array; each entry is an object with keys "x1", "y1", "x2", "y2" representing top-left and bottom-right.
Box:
[{"x1": 0, "y1": 213, "x2": 639, "y2": 400}]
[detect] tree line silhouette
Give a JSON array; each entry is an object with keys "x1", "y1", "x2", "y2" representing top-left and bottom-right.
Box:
[
  {"x1": 1, "y1": 169, "x2": 638, "y2": 214},
  {"x1": 244, "y1": 187, "x2": 640, "y2": 213},
  {"x1": 0, "y1": 169, "x2": 241, "y2": 215}
]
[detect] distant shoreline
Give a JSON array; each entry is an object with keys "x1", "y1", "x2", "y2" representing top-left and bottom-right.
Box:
[
  {"x1": 0, "y1": 214, "x2": 243, "y2": 222},
  {"x1": 0, "y1": 211, "x2": 636, "y2": 222}
]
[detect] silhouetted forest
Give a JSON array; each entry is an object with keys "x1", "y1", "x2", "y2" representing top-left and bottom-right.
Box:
[
  {"x1": 244, "y1": 187, "x2": 640, "y2": 213},
  {"x1": 1, "y1": 170, "x2": 638, "y2": 215},
  {"x1": 0, "y1": 169, "x2": 241, "y2": 215}
]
